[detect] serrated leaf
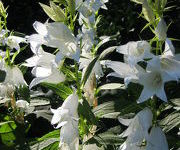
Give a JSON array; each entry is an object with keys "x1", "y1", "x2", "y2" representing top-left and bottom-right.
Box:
[
  {"x1": 86, "y1": 132, "x2": 123, "y2": 146},
  {"x1": 93, "y1": 101, "x2": 120, "y2": 119},
  {"x1": 170, "y1": 98, "x2": 180, "y2": 110},
  {"x1": 0, "y1": 69, "x2": 6, "y2": 82},
  {"x1": 30, "y1": 98, "x2": 50, "y2": 107},
  {"x1": 93, "y1": 99, "x2": 143, "y2": 119},
  {"x1": 160, "y1": 111, "x2": 180, "y2": 133},
  {"x1": 30, "y1": 138, "x2": 59, "y2": 150},
  {"x1": 96, "y1": 133, "x2": 123, "y2": 145},
  {"x1": 50, "y1": 1, "x2": 66, "y2": 22},
  {"x1": 81, "y1": 56, "x2": 99, "y2": 87}
]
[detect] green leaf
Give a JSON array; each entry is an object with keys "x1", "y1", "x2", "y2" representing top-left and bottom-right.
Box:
[
  {"x1": 61, "y1": 64, "x2": 76, "y2": 81},
  {"x1": 0, "y1": 69, "x2": 6, "y2": 82},
  {"x1": 95, "y1": 133, "x2": 123, "y2": 146},
  {"x1": 40, "y1": 2, "x2": 65, "y2": 22},
  {"x1": 81, "y1": 56, "x2": 99, "y2": 88},
  {"x1": 41, "y1": 83, "x2": 73, "y2": 100},
  {"x1": 11, "y1": 45, "x2": 27, "y2": 63},
  {"x1": 30, "y1": 98, "x2": 50, "y2": 107},
  {"x1": 131, "y1": 0, "x2": 144, "y2": 4},
  {"x1": 78, "y1": 98, "x2": 97, "y2": 125},
  {"x1": 97, "y1": 83, "x2": 125, "y2": 92},
  {"x1": 86, "y1": 132, "x2": 124, "y2": 147},
  {"x1": 0, "y1": 132, "x2": 16, "y2": 146},
  {"x1": 0, "y1": 121, "x2": 17, "y2": 133},
  {"x1": 164, "y1": 5, "x2": 176, "y2": 12},
  {"x1": 93, "y1": 101, "x2": 120, "y2": 119},
  {"x1": 140, "y1": 18, "x2": 159, "y2": 33},
  {"x1": 30, "y1": 138, "x2": 59, "y2": 150},
  {"x1": 16, "y1": 85, "x2": 30, "y2": 102},
  {"x1": 0, "y1": 121, "x2": 16, "y2": 146},
  {"x1": 38, "y1": 130, "x2": 60, "y2": 141},
  {"x1": 39, "y1": 3, "x2": 57, "y2": 21},
  {"x1": 30, "y1": 130, "x2": 60, "y2": 150},
  {"x1": 161, "y1": 0, "x2": 167, "y2": 9},
  {"x1": 66, "y1": 0, "x2": 75, "y2": 16},
  {"x1": 94, "y1": 37, "x2": 111, "y2": 54},
  {"x1": 99, "y1": 46, "x2": 117, "y2": 60},
  {"x1": 160, "y1": 111, "x2": 180, "y2": 133},
  {"x1": 142, "y1": 1, "x2": 154, "y2": 22},
  {"x1": 50, "y1": 1, "x2": 66, "y2": 22},
  {"x1": 53, "y1": 0, "x2": 67, "y2": 6}
]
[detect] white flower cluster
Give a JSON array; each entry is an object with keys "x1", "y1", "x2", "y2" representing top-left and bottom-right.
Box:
[
  {"x1": 23, "y1": 0, "x2": 108, "y2": 149},
  {"x1": 118, "y1": 108, "x2": 169, "y2": 150},
  {"x1": 0, "y1": 29, "x2": 26, "y2": 98},
  {"x1": 104, "y1": 17, "x2": 180, "y2": 149},
  {"x1": 106, "y1": 37, "x2": 180, "y2": 103},
  {"x1": 51, "y1": 92, "x2": 79, "y2": 149}
]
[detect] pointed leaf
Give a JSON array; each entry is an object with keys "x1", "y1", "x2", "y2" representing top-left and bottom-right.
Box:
[
  {"x1": 81, "y1": 56, "x2": 99, "y2": 87},
  {"x1": 39, "y1": 3, "x2": 57, "y2": 21},
  {"x1": 50, "y1": 1, "x2": 66, "y2": 22},
  {"x1": 66, "y1": 0, "x2": 75, "y2": 16}
]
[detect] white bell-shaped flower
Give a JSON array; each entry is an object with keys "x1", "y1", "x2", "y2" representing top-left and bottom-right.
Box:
[
  {"x1": 119, "y1": 108, "x2": 153, "y2": 150},
  {"x1": 27, "y1": 21, "x2": 79, "y2": 62},
  {"x1": 119, "y1": 108, "x2": 169, "y2": 150},
  {"x1": 105, "y1": 60, "x2": 145, "y2": 86},
  {"x1": 5, "y1": 36, "x2": 26, "y2": 50},
  {"x1": 51, "y1": 93, "x2": 79, "y2": 150},
  {"x1": 0, "y1": 60, "x2": 27, "y2": 98},
  {"x1": 138, "y1": 56, "x2": 174, "y2": 103},
  {"x1": 146, "y1": 127, "x2": 169, "y2": 150},
  {"x1": 25, "y1": 47, "x2": 65, "y2": 88},
  {"x1": 160, "y1": 38, "x2": 180, "y2": 81},
  {"x1": 77, "y1": 0, "x2": 108, "y2": 26},
  {"x1": 116, "y1": 41, "x2": 154, "y2": 66}
]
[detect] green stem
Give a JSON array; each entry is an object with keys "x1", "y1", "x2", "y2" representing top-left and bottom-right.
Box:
[
  {"x1": 75, "y1": 61, "x2": 81, "y2": 99},
  {"x1": 6, "y1": 47, "x2": 11, "y2": 66},
  {"x1": 151, "y1": 96, "x2": 158, "y2": 125},
  {"x1": 156, "y1": 40, "x2": 159, "y2": 55},
  {"x1": 70, "y1": 14, "x2": 74, "y2": 32}
]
